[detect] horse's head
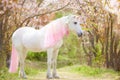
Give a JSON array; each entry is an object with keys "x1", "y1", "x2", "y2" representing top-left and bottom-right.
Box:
[{"x1": 66, "y1": 15, "x2": 83, "y2": 37}]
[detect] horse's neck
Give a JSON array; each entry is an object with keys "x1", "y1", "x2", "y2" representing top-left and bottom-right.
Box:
[
  {"x1": 37, "y1": 16, "x2": 69, "y2": 35},
  {"x1": 43, "y1": 17, "x2": 69, "y2": 48},
  {"x1": 58, "y1": 16, "x2": 68, "y2": 23}
]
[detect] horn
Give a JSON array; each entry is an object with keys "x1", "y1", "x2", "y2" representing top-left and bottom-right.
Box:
[
  {"x1": 76, "y1": 16, "x2": 79, "y2": 19},
  {"x1": 73, "y1": 16, "x2": 76, "y2": 18}
]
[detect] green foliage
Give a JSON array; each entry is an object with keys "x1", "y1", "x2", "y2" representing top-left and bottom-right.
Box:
[
  {"x1": 59, "y1": 32, "x2": 80, "y2": 58},
  {"x1": 54, "y1": 11, "x2": 71, "y2": 19},
  {"x1": 92, "y1": 42, "x2": 105, "y2": 67},
  {"x1": 55, "y1": 12, "x2": 64, "y2": 19},
  {"x1": 58, "y1": 55, "x2": 78, "y2": 67},
  {"x1": 27, "y1": 52, "x2": 47, "y2": 61},
  {"x1": 71, "y1": 65, "x2": 117, "y2": 76}
]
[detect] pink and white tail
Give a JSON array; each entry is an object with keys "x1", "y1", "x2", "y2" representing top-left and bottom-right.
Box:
[{"x1": 9, "y1": 45, "x2": 19, "y2": 73}]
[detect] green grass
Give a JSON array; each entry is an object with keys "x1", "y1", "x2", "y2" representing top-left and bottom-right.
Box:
[
  {"x1": 0, "y1": 68, "x2": 39, "y2": 80},
  {"x1": 0, "y1": 68, "x2": 18, "y2": 80},
  {"x1": 0, "y1": 62, "x2": 39, "y2": 80},
  {"x1": 69, "y1": 65, "x2": 118, "y2": 77},
  {"x1": 25, "y1": 66, "x2": 39, "y2": 76},
  {"x1": 0, "y1": 61, "x2": 119, "y2": 80}
]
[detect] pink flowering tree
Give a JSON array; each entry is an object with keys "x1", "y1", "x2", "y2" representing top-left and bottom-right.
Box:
[
  {"x1": 74, "y1": 0, "x2": 120, "y2": 70},
  {"x1": 102, "y1": 0, "x2": 120, "y2": 24}
]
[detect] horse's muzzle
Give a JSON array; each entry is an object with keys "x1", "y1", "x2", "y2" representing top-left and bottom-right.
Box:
[{"x1": 78, "y1": 33, "x2": 83, "y2": 37}]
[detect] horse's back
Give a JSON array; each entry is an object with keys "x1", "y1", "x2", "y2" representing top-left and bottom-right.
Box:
[{"x1": 12, "y1": 27, "x2": 35, "y2": 47}]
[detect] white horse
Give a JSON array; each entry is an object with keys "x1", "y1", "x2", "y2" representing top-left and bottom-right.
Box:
[{"x1": 9, "y1": 15, "x2": 83, "y2": 79}]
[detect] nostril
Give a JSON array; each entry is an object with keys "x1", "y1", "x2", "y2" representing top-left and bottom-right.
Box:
[
  {"x1": 81, "y1": 33, "x2": 83, "y2": 36},
  {"x1": 78, "y1": 33, "x2": 82, "y2": 37}
]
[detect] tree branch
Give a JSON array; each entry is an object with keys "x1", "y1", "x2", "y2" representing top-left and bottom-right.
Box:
[
  {"x1": 21, "y1": 0, "x2": 26, "y2": 6},
  {"x1": 8, "y1": 2, "x2": 70, "y2": 41},
  {"x1": 37, "y1": 0, "x2": 44, "y2": 7},
  {"x1": 76, "y1": 0, "x2": 90, "y2": 19},
  {"x1": 19, "y1": 2, "x2": 70, "y2": 27}
]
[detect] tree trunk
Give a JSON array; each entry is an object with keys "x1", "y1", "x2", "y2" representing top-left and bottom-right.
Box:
[
  {"x1": 0, "y1": 18, "x2": 7, "y2": 70},
  {"x1": 0, "y1": 49, "x2": 7, "y2": 69},
  {"x1": 105, "y1": 14, "x2": 110, "y2": 68}
]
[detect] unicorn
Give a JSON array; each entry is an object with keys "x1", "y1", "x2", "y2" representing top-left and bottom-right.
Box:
[{"x1": 9, "y1": 15, "x2": 83, "y2": 79}]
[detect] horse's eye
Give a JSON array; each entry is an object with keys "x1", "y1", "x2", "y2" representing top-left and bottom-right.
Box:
[{"x1": 74, "y1": 22, "x2": 77, "y2": 24}]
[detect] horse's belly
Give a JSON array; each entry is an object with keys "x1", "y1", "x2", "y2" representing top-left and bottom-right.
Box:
[
  {"x1": 23, "y1": 42, "x2": 44, "y2": 52},
  {"x1": 27, "y1": 48, "x2": 45, "y2": 52}
]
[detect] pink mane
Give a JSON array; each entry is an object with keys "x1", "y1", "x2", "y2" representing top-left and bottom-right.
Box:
[{"x1": 44, "y1": 20, "x2": 69, "y2": 48}]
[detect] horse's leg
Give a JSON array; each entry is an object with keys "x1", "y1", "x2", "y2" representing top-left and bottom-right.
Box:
[
  {"x1": 52, "y1": 49, "x2": 60, "y2": 79},
  {"x1": 17, "y1": 48, "x2": 27, "y2": 78},
  {"x1": 47, "y1": 48, "x2": 53, "y2": 79}
]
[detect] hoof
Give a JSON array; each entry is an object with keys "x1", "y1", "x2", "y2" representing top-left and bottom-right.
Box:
[
  {"x1": 22, "y1": 76, "x2": 27, "y2": 79},
  {"x1": 19, "y1": 73, "x2": 27, "y2": 79},
  {"x1": 47, "y1": 75, "x2": 53, "y2": 79},
  {"x1": 54, "y1": 76, "x2": 60, "y2": 79},
  {"x1": 53, "y1": 74, "x2": 60, "y2": 79},
  {"x1": 19, "y1": 71, "x2": 27, "y2": 79},
  {"x1": 19, "y1": 75, "x2": 27, "y2": 79}
]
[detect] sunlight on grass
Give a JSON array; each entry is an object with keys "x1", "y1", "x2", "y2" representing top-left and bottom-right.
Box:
[
  {"x1": 25, "y1": 66, "x2": 39, "y2": 76},
  {"x1": 1, "y1": 62, "x2": 119, "y2": 80},
  {"x1": 58, "y1": 65, "x2": 119, "y2": 77}
]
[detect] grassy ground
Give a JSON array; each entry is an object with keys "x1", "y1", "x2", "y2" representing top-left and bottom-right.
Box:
[{"x1": 1, "y1": 60, "x2": 120, "y2": 80}]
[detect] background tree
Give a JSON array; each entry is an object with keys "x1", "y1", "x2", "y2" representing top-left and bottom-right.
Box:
[{"x1": 74, "y1": 0, "x2": 120, "y2": 70}]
